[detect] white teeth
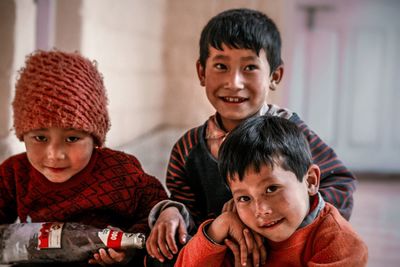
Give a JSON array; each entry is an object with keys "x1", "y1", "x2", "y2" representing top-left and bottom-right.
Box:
[
  {"x1": 223, "y1": 97, "x2": 243, "y2": 103},
  {"x1": 265, "y1": 219, "x2": 280, "y2": 227}
]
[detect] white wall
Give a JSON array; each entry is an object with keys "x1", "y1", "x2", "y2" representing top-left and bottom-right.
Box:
[
  {"x1": 0, "y1": 0, "x2": 288, "y2": 161},
  {"x1": 79, "y1": 0, "x2": 169, "y2": 148},
  {"x1": 0, "y1": 0, "x2": 36, "y2": 163}
]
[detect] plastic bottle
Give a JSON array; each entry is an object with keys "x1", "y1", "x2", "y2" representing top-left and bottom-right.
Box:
[{"x1": 0, "y1": 222, "x2": 145, "y2": 264}]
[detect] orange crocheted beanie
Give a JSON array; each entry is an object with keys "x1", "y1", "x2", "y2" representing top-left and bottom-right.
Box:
[{"x1": 12, "y1": 50, "x2": 110, "y2": 146}]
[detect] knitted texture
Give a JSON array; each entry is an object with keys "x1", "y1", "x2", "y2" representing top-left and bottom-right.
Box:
[{"x1": 12, "y1": 50, "x2": 110, "y2": 146}]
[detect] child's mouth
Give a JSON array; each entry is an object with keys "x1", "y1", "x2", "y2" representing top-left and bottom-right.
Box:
[
  {"x1": 221, "y1": 96, "x2": 247, "y2": 103},
  {"x1": 260, "y1": 218, "x2": 284, "y2": 228},
  {"x1": 47, "y1": 167, "x2": 67, "y2": 173}
]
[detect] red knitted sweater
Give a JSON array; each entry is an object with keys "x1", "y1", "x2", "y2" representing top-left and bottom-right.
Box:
[
  {"x1": 0, "y1": 148, "x2": 168, "y2": 234},
  {"x1": 175, "y1": 203, "x2": 368, "y2": 267}
]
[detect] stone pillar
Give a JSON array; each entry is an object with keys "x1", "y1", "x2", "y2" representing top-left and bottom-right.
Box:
[{"x1": 0, "y1": 0, "x2": 16, "y2": 163}]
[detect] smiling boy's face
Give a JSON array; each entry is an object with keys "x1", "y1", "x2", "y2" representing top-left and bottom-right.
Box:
[
  {"x1": 229, "y1": 163, "x2": 319, "y2": 243},
  {"x1": 23, "y1": 127, "x2": 94, "y2": 183},
  {"x1": 196, "y1": 44, "x2": 283, "y2": 132}
]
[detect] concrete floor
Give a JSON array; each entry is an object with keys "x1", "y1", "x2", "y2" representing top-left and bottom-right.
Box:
[
  {"x1": 122, "y1": 126, "x2": 400, "y2": 267},
  {"x1": 351, "y1": 179, "x2": 400, "y2": 267}
]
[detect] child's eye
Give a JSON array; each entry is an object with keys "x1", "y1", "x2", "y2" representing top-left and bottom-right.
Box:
[
  {"x1": 214, "y1": 63, "x2": 227, "y2": 70},
  {"x1": 244, "y1": 64, "x2": 257, "y2": 71},
  {"x1": 237, "y1": 196, "x2": 250, "y2": 202},
  {"x1": 266, "y1": 186, "x2": 278, "y2": 193},
  {"x1": 65, "y1": 136, "x2": 80, "y2": 143},
  {"x1": 34, "y1": 136, "x2": 47, "y2": 142}
]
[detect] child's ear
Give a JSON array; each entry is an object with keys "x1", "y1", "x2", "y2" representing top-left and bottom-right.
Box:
[
  {"x1": 305, "y1": 164, "x2": 320, "y2": 196},
  {"x1": 269, "y1": 65, "x2": 284, "y2": 91},
  {"x1": 196, "y1": 60, "x2": 206, "y2": 87}
]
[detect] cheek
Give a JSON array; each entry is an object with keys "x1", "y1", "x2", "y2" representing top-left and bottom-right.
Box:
[
  {"x1": 24, "y1": 143, "x2": 42, "y2": 163},
  {"x1": 258, "y1": 76, "x2": 271, "y2": 90},
  {"x1": 69, "y1": 144, "x2": 93, "y2": 168},
  {"x1": 282, "y1": 191, "x2": 309, "y2": 219},
  {"x1": 249, "y1": 80, "x2": 269, "y2": 101},
  {"x1": 272, "y1": 193, "x2": 296, "y2": 214},
  {"x1": 236, "y1": 206, "x2": 255, "y2": 225}
]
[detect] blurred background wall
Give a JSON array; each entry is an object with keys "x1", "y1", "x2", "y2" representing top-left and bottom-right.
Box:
[
  {"x1": 1, "y1": 1, "x2": 400, "y2": 266},
  {"x1": 0, "y1": 0, "x2": 287, "y2": 158},
  {"x1": 0, "y1": 0, "x2": 399, "y2": 173}
]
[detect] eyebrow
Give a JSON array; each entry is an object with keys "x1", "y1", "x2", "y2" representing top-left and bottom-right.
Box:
[
  {"x1": 241, "y1": 55, "x2": 260, "y2": 62},
  {"x1": 231, "y1": 189, "x2": 246, "y2": 195}
]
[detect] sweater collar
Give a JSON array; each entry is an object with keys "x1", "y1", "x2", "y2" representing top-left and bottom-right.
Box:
[
  {"x1": 205, "y1": 103, "x2": 270, "y2": 141},
  {"x1": 299, "y1": 193, "x2": 325, "y2": 229}
]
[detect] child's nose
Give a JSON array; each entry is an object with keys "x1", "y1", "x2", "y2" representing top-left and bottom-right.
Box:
[
  {"x1": 225, "y1": 70, "x2": 244, "y2": 90},
  {"x1": 46, "y1": 142, "x2": 66, "y2": 160},
  {"x1": 255, "y1": 199, "x2": 272, "y2": 217}
]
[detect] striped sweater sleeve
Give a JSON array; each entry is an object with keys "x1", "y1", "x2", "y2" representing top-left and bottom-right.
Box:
[
  {"x1": 165, "y1": 127, "x2": 203, "y2": 224},
  {"x1": 291, "y1": 114, "x2": 356, "y2": 220}
]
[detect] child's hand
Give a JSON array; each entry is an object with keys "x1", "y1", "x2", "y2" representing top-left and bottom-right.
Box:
[
  {"x1": 224, "y1": 229, "x2": 267, "y2": 267},
  {"x1": 146, "y1": 206, "x2": 188, "y2": 263},
  {"x1": 88, "y1": 248, "x2": 127, "y2": 266},
  {"x1": 208, "y1": 211, "x2": 253, "y2": 266},
  {"x1": 222, "y1": 198, "x2": 236, "y2": 213}
]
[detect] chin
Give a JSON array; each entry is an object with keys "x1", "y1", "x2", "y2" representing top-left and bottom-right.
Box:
[
  {"x1": 45, "y1": 175, "x2": 72, "y2": 183},
  {"x1": 222, "y1": 112, "x2": 252, "y2": 121},
  {"x1": 269, "y1": 235, "x2": 291, "y2": 243}
]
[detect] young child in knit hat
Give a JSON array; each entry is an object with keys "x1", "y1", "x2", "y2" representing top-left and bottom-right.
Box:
[
  {"x1": 175, "y1": 116, "x2": 368, "y2": 267},
  {"x1": 0, "y1": 50, "x2": 168, "y2": 266}
]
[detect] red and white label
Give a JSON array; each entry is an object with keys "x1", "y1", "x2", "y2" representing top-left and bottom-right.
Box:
[
  {"x1": 98, "y1": 229, "x2": 123, "y2": 249},
  {"x1": 38, "y1": 222, "x2": 64, "y2": 249},
  {"x1": 98, "y1": 228, "x2": 145, "y2": 249}
]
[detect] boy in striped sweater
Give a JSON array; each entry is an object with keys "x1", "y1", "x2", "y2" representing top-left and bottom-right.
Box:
[{"x1": 146, "y1": 8, "x2": 356, "y2": 266}]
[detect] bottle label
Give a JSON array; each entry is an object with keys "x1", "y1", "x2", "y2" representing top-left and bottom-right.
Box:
[
  {"x1": 38, "y1": 222, "x2": 64, "y2": 249},
  {"x1": 98, "y1": 229, "x2": 123, "y2": 249},
  {"x1": 98, "y1": 229, "x2": 145, "y2": 249}
]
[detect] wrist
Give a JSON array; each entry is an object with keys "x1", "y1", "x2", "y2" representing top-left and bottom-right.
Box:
[
  {"x1": 206, "y1": 216, "x2": 228, "y2": 244},
  {"x1": 161, "y1": 206, "x2": 180, "y2": 215},
  {"x1": 148, "y1": 200, "x2": 190, "y2": 229}
]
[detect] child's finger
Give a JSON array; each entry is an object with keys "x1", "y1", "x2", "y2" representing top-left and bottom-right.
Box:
[
  {"x1": 237, "y1": 236, "x2": 248, "y2": 266},
  {"x1": 222, "y1": 198, "x2": 235, "y2": 213},
  {"x1": 107, "y1": 248, "x2": 126, "y2": 263},
  {"x1": 88, "y1": 253, "x2": 105, "y2": 266},
  {"x1": 164, "y1": 223, "x2": 179, "y2": 254},
  {"x1": 99, "y1": 248, "x2": 115, "y2": 265},
  {"x1": 177, "y1": 217, "x2": 188, "y2": 245},
  {"x1": 157, "y1": 225, "x2": 173, "y2": 260},
  {"x1": 243, "y1": 228, "x2": 254, "y2": 251},
  {"x1": 146, "y1": 228, "x2": 159, "y2": 259},
  {"x1": 224, "y1": 239, "x2": 243, "y2": 267},
  {"x1": 146, "y1": 227, "x2": 162, "y2": 260},
  {"x1": 243, "y1": 229, "x2": 260, "y2": 267},
  {"x1": 253, "y1": 231, "x2": 267, "y2": 265}
]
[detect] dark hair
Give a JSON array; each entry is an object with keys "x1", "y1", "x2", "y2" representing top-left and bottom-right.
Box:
[
  {"x1": 199, "y1": 8, "x2": 283, "y2": 73},
  {"x1": 219, "y1": 116, "x2": 312, "y2": 183}
]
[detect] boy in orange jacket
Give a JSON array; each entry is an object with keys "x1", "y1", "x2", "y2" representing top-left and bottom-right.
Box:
[{"x1": 175, "y1": 116, "x2": 368, "y2": 267}]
